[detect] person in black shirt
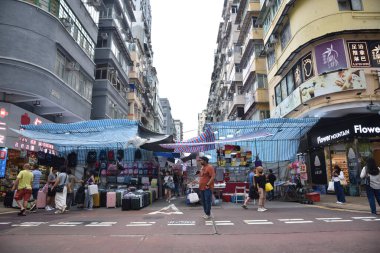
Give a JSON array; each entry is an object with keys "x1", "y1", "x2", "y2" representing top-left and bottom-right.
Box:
[
  {"x1": 267, "y1": 169, "x2": 277, "y2": 201},
  {"x1": 254, "y1": 166, "x2": 267, "y2": 212}
]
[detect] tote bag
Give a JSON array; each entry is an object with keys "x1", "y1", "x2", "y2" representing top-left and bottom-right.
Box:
[
  {"x1": 187, "y1": 189, "x2": 199, "y2": 203},
  {"x1": 327, "y1": 181, "x2": 335, "y2": 192}
]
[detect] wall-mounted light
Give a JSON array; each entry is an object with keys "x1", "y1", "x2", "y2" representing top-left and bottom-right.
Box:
[{"x1": 33, "y1": 101, "x2": 41, "y2": 107}]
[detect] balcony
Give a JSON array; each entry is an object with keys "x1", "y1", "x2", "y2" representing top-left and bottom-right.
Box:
[
  {"x1": 242, "y1": 57, "x2": 266, "y2": 84},
  {"x1": 244, "y1": 89, "x2": 269, "y2": 113}
]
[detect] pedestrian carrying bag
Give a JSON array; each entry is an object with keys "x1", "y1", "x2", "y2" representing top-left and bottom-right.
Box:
[
  {"x1": 55, "y1": 175, "x2": 67, "y2": 193},
  {"x1": 327, "y1": 181, "x2": 335, "y2": 192},
  {"x1": 265, "y1": 182, "x2": 273, "y2": 192},
  {"x1": 187, "y1": 189, "x2": 199, "y2": 203},
  {"x1": 340, "y1": 178, "x2": 348, "y2": 186},
  {"x1": 88, "y1": 184, "x2": 99, "y2": 195}
]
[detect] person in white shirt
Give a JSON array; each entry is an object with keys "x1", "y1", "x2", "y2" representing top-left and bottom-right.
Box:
[
  {"x1": 360, "y1": 157, "x2": 380, "y2": 215},
  {"x1": 332, "y1": 165, "x2": 346, "y2": 204},
  {"x1": 163, "y1": 171, "x2": 174, "y2": 203}
]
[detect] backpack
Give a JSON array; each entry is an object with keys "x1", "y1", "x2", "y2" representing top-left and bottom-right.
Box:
[
  {"x1": 87, "y1": 150, "x2": 97, "y2": 164},
  {"x1": 67, "y1": 152, "x2": 78, "y2": 167},
  {"x1": 108, "y1": 150, "x2": 115, "y2": 161}
]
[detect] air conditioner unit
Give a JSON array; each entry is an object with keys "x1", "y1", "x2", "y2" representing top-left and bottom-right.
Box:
[
  {"x1": 65, "y1": 62, "x2": 80, "y2": 71},
  {"x1": 60, "y1": 17, "x2": 72, "y2": 28},
  {"x1": 269, "y1": 34, "x2": 278, "y2": 44},
  {"x1": 87, "y1": 0, "x2": 102, "y2": 8},
  {"x1": 100, "y1": 32, "x2": 108, "y2": 40}
]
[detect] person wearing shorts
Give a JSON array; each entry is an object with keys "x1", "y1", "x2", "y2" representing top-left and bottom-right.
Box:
[
  {"x1": 30, "y1": 164, "x2": 42, "y2": 212},
  {"x1": 46, "y1": 167, "x2": 58, "y2": 211},
  {"x1": 12, "y1": 163, "x2": 33, "y2": 216}
]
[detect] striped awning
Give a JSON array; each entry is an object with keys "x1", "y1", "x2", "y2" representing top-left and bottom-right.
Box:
[
  {"x1": 11, "y1": 119, "x2": 140, "y2": 151},
  {"x1": 162, "y1": 118, "x2": 319, "y2": 162}
]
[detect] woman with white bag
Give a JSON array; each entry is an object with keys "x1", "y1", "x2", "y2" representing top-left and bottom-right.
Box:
[
  {"x1": 51, "y1": 166, "x2": 68, "y2": 214},
  {"x1": 84, "y1": 171, "x2": 95, "y2": 210},
  {"x1": 332, "y1": 165, "x2": 346, "y2": 204}
]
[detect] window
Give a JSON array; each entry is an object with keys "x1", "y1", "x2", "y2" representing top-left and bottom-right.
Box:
[
  {"x1": 257, "y1": 74, "x2": 268, "y2": 89},
  {"x1": 280, "y1": 22, "x2": 291, "y2": 50},
  {"x1": 275, "y1": 84, "x2": 282, "y2": 106},
  {"x1": 338, "y1": 0, "x2": 363, "y2": 11},
  {"x1": 231, "y1": 5, "x2": 237, "y2": 13},
  {"x1": 54, "y1": 51, "x2": 66, "y2": 79},
  {"x1": 280, "y1": 79, "x2": 287, "y2": 101},
  {"x1": 286, "y1": 72, "x2": 295, "y2": 95},
  {"x1": 267, "y1": 50, "x2": 275, "y2": 70}
]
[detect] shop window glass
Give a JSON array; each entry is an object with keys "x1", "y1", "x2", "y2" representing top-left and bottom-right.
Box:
[
  {"x1": 280, "y1": 78, "x2": 287, "y2": 101},
  {"x1": 286, "y1": 72, "x2": 295, "y2": 95},
  {"x1": 338, "y1": 0, "x2": 363, "y2": 11},
  {"x1": 275, "y1": 84, "x2": 282, "y2": 105},
  {"x1": 280, "y1": 22, "x2": 291, "y2": 50}
]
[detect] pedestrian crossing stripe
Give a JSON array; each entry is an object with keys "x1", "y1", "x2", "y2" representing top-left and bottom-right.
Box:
[
  {"x1": 278, "y1": 219, "x2": 313, "y2": 224},
  {"x1": 168, "y1": 221, "x2": 195, "y2": 226},
  {"x1": 12, "y1": 222, "x2": 48, "y2": 227},
  {"x1": 244, "y1": 220, "x2": 273, "y2": 225},
  {"x1": 0, "y1": 222, "x2": 11, "y2": 225},
  {"x1": 126, "y1": 222, "x2": 156, "y2": 227},
  {"x1": 85, "y1": 222, "x2": 117, "y2": 226},
  {"x1": 50, "y1": 222, "x2": 84, "y2": 226},
  {"x1": 206, "y1": 220, "x2": 234, "y2": 226}
]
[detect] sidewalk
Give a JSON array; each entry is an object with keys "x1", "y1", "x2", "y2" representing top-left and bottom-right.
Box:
[{"x1": 0, "y1": 194, "x2": 373, "y2": 215}]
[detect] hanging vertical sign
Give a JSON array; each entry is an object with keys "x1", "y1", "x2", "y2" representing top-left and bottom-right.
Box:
[
  {"x1": 347, "y1": 41, "x2": 370, "y2": 67},
  {"x1": 302, "y1": 52, "x2": 314, "y2": 81},
  {"x1": 0, "y1": 148, "x2": 8, "y2": 178},
  {"x1": 368, "y1": 41, "x2": 380, "y2": 67}
]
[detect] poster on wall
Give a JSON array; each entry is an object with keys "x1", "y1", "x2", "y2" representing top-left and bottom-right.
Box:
[
  {"x1": 0, "y1": 148, "x2": 7, "y2": 178},
  {"x1": 299, "y1": 69, "x2": 367, "y2": 103},
  {"x1": 368, "y1": 41, "x2": 380, "y2": 67},
  {"x1": 315, "y1": 39, "x2": 348, "y2": 74},
  {"x1": 347, "y1": 41, "x2": 370, "y2": 67},
  {"x1": 310, "y1": 149, "x2": 327, "y2": 185},
  {"x1": 302, "y1": 52, "x2": 314, "y2": 81},
  {"x1": 293, "y1": 60, "x2": 303, "y2": 87}
]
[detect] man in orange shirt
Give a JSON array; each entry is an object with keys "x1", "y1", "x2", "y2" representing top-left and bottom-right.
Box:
[{"x1": 198, "y1": 156, "x2": 215, "y2": 219}]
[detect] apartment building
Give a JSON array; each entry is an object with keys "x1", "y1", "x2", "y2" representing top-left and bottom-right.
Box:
[
  {"x1": 206, "y1": 0, "x2": 269, "y2": 123},
  {"x1": 257, "y1": 0, "x2": 380, "y2": 193},
  {"x1": 173, "y1": 119, "x2": 183, "y2": 141},
  {"x1": 160, "y1": 98, "x2": 174, "y2": 135},
  {"x1": 0, "y1": 0, "x2": 99, "y2": 151}
]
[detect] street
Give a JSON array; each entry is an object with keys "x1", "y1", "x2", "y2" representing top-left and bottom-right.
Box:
[{"x1": 0, "y1": 200, "x2": 379, "y2": 253}]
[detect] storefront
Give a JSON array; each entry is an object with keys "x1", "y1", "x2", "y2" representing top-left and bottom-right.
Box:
[{"x1": 305, "y1": 113, "x2": 380, "y2": 196}]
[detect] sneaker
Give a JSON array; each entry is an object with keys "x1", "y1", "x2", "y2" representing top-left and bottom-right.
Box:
[
  {"x1": 241, "y1": 205, "x2": 248, "y2": 209},
  {"x1": 17, "y1": 209, "x2": 26, "y2": 216},
  {"x1": 336, "y1": 201, "x2": 343, "y2": 204},
  {"x1": 257, "y1": 208, "x2": 264, "y2": 212},
  {"x1": 261, "y1": 208, "x2": 268, "y2": 211},
  {"x1": 54, "y1": 210, "x2": 62, "y2": 214},
  {"x1": 203, "y1": 214, "x2": 211, "y2": 219}
]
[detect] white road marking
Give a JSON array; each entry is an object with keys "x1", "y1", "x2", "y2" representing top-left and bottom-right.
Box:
[
  {"x1": 126, "y1": 222, "x2": 156, "y2": 227},
  {"x1": 244, "y1": 220, "x2": 273, "y2": 225},
  {"x1": 352, "y1": 217, "x2": 377, "y2": 219},
  {"x1": 206, "y1": 220, "x2": 234, "y2": 226},
  {"x1": 85, "y1": 222, "x2": 117, "y2": 227},
  {"x1": 315, "y1": 218, "x2": 342, "y2": 220},
  {"x1": 278, "y1": 219, "x2": 304, "y2": 221},
  {"x1": 0, "y1": 222, "x2": 11, "y2": 225},
  {"x1": 284, "y1": 221, "x2": 314, "y2": 224},
  {"x1": 49, "y1": 222, "x2": 84, "y2": 227},
  {"x1": 362, "y1": 218, "x2": 380, "y2": 221},
  {"x1": 12, "y1": 222, "x2": 48, "y2": 227},
  {"x1": 148, "y1": 204, "x2": 183, "y2": 215},
  {"x1": 168, "y1": 221, "x2": 195, "y2": 226}
]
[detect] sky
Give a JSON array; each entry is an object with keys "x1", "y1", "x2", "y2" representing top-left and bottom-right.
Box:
[{"x1": 150, "y1": 0, "x2": 224, "y2": 140}]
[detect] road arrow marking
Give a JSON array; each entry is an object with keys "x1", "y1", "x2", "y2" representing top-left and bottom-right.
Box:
[{"x1": 147, "y1": 204, "x2": 183, "y2": 215}]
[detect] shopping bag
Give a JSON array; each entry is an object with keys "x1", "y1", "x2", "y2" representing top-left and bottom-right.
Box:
[
  {"x1": 265, "y1": 182, "x2": 273, "y2": 192},
  {"x1": 340, "y1": 178, "x2": 348, "y2": 186},
  {"x1": 187, "y1": 189, "x2": 199, "y2": 203},
  {"x1": 327, "y1": 181, "x2": 335, "y2": 192},
  {"x1": 88, "y1": 184, "x2": 99, "y2": 195}
]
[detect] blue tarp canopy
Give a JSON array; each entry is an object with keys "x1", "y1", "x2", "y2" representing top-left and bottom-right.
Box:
[
  {"x1": 163, "y1": 118, "x2": 319, "y2": 163},
  {"x1": 11, "y1": 119, "x2": 140, "y2": 152}
]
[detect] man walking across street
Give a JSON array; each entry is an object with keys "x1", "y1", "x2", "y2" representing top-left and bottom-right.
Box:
[
  {"x1": 11, "y1": 163, "x2": 33, "y2": 216},
  {"x1": 198, "y1": 156, "x2": 215, "y2": 219},
  {"x1": 242, "y1": 167, "x2": 256, "y2": 209},
  {"x1": 30, "y1": 163, "x2": 42, "y2": 212}
]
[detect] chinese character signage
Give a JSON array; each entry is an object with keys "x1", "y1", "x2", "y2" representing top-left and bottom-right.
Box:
[
  {"x1": 368, "y1": 41, "x2": 380, "y2": 67},
  {"x1": 292, "y1": 61, "x2": 302, "y2": 87},
  {"x1": 315, "y1": 39, "x2": 348, "y2": 74},
  {"x1": 302, "y1": 52, "x2": 314, "y2": 81},
  {"x1": 347, "y1": 41, "x2": 370, "y2": 67},
  {"x1": 0, "y1": 148, "x2": 7, "y2": 178}
]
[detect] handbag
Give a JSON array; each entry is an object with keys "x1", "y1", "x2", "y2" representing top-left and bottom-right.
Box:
[
  {"x1": 42, "y1": 184, "x2": 48, "y2": 193},
  {"x1": 88, "y1": 184, "x2": 99, "y2": 195},
  {"x1": 55, "y1": 174, "x2": 68, "y2": 193},
  {"x1": 340, "y1": 178, "x2": 348, "y2": 186},
  {"x1": 327, "y1": 180, "x2": 335, "y2": 192},
  {"x1": 187, "y1": 189, "x2": 199, "y2": 203},
  {"x1": 265, "y1": 182, "x2": 273, "y2": 192},
  {"x1": 249, "y1": 185, "x2": 259, "y2": 199}
]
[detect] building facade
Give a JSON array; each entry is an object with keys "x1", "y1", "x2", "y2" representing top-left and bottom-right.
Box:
[
  {"x1": 160, "y1": 98, "x2": 174, "y2": 135},
  {"x1": 173, "y1": 119, "x2": 183, "y2": 141},
  {"x1": 257, "y1": 0, "x2": 380, "y2": 194},
  {"x1": 0, "y1": 0, "x2": 99, "y2": 150}
]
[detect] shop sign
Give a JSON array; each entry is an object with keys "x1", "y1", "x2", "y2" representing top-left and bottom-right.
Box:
[
  {"x1": 310, "y1": 150, "x2": 327, "y2": 185},
  {"x1": 354, "y1": 124, "x2": 380, "y2": 134},
  {"x1": 315, "y1": 39, "x2": 348, "y2": 74},
  {"x1": 302, "y1": 52, "x2": 314, "y2": 81},
  {"x1": 368, "y1": 41, "x2": 380, "y2": 67},
  {"x1": 347, "y1": 41, "x2": 370, "y2": 67},
  {"x1": 316, "y1": 129, "x2": 350, "y2": 145},
  {"x1": 0, "y1": 148, "x2": 7, "y2": 178}
]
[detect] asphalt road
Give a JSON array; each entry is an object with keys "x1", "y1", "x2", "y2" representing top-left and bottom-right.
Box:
[{"x1": 0, "y1": 201, "x2": 379, "y2": 253}]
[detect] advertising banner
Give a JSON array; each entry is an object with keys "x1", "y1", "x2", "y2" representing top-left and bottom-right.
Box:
[
  {"x1": 0, "y1": 148, "x2": 7, "y2": 178},
  {"x1": 347, "y1": 41, "x2": 370, "y2": 67},
  {"x1": 315, "y1": 39, "x2": 348, "y2": 74},
  {"x1": 368, "y1": 41, "x2": 380, "y2": 67}
]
